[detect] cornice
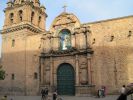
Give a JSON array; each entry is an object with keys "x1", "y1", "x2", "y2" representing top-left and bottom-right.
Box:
[
  {"x1": 40, "y1": 48, "x2": 93, "y2": 58},
  {"x1": 5, "y1": 1, "x2": 33, "y2": 11},
  {"x1": 1, "y1": 23, "x2": 44, "y2": 34}
]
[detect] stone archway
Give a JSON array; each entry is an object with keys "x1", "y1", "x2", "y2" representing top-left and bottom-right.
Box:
[{"x1": 57, "y1": 63, "x2": 75, "y2": 95}]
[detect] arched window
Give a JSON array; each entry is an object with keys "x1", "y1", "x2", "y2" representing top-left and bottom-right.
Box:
[
  {"x1": 19, "y1": 10, "x2": 23, "y2": 22},
  {"x1": 38, "y1": 16, "x2": 41, "y2": 25},
  {"x1": 11, "y1": 73, "x2": 15, "y2": 80},
  {"x1": 10, "y1": 13, "x2": 14, "y2": 24},
  {"x1": 31, "y1": 12, "x2": 34, "y2": 23},
  {"x1": 21, "y1": 0, "x2": 24, "y2": 3},
  {"x1": 34, "y1": 72, "x2": 38, "y2": 79},
  {"x1": 12, "y1": 39, "x2": 15, "y2": 47},
  {"x1": 60, "y1": 29, "x2": 71, "y2": 50}
]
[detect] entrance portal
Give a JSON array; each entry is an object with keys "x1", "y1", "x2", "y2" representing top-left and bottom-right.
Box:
[{"x1": 57, "y1": 63, "x2": 75, "y2": 95}]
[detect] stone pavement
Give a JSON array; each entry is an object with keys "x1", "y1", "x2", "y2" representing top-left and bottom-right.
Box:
[{"x1": 4, "y1": 95, "x2": 133, "y2": 100}]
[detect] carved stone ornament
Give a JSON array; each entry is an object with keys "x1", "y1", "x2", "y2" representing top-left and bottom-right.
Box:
[
  {"x1": 45, "y1": 66, "x2": 50, "y2": 85},
  {"x1": 80, "y1": 62, "x2": 88, "y2": 85},
  {"x1": 50, "y1": 12, "x2": 80, "y2": 34}
]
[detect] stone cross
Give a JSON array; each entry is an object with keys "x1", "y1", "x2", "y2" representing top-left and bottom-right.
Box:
[{"x1": 63, "y1": 4, "x2": 67, "y2": 12}]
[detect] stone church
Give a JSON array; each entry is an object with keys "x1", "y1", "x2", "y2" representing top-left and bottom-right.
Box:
[{"x1": 0, "y1": 0, "x2": 133, "y2": 96}]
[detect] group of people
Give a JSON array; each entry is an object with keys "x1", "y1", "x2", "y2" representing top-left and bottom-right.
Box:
[
  {"x1": 1, "y1": 85, "x2": 132, "y2": 100},
  {"x1": 41, "y1": 88, "x2": 49, "y2": 100},
  {"x1": 41, "y1": 88, "x2": 58, "y2": 100}
]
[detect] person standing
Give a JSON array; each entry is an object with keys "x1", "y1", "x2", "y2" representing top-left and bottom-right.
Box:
[
  {"x1": 53, "y1": 90, "x2": 58, "y2": 100},
  {"x1": 45, "y1": 88, "x2": 49, "y2": 100},
  {"x1": 101, "y1": 86, "x2": 106, "y2": 97},
  {"x1": 117, "y1": 85, "x2": 127, "y2": 100},
  {"x1": 103, "y1": 86, "x2": 107, "y2": 97},
  {"x1": 41, "y1": 89, "x2": 45, "y2": 100}
]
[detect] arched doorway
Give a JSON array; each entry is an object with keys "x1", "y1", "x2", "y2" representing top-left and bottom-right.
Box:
[{"x1": 57, "y1": 63, "x2": 75, "y2": 95}]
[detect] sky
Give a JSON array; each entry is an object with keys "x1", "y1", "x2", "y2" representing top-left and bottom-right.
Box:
[{"x1": 0, "y1": 0, "x2": 133, "y2": 57}]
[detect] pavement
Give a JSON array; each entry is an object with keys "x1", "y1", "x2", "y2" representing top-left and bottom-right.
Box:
[{"x1": 3, "y1": 95, "x2": 133, "y2": 100}]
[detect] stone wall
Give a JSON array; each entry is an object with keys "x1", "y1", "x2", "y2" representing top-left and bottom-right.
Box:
[
  {"x1": 1, "y1": 29, "x2": 27, "y2": 95},
  {"x1": 0, "y1": 29, "x2": 42, "y2": 95},
  {"x1": 25, "y1": 33, "x2": 42, "y2": 95},
  {"x1": 86, "y1": 16, "x2": 133, "y2": 94}
]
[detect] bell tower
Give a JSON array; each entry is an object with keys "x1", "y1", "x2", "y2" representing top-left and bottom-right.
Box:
[
  {"x1": 4, "y1": 0, "x2": 47, "y2": 31},
  {"x1": 0, "y1": 0, "x2": 47, "y2": 95}
]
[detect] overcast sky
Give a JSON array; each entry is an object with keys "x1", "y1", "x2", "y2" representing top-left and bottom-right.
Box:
[{"x1": 0, "y1": 0, "x2": 133, "y2": 56}]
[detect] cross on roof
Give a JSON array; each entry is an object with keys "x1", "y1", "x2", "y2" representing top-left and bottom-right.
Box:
[{"x1": 63, "y1": 4, "x2": 67, "y2": 12}]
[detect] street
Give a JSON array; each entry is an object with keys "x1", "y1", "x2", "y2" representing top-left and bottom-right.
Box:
[{"x1": 4, "y1": 95, "x2": 132, "y2": 100}]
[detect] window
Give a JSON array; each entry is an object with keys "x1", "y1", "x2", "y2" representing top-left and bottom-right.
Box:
[
  {"x1": 38, "y1": 16, "x2": 41, "y2": 25},
  {"x1": 19, "y1": 10, "x2": 23, "y2": 22},
  {"x1": 12, "y1": 39, "x2": 15, "y2": 47},
  {"x1": 92, "y1": 38, "x2": 95, "y2": 44},
  {"x1": 11, "y1": 73, "x2": 15, "y2": 80},
  {"x1": 31, "y1": 12, "x2": 34, "y2": 23},
  {"x1": 10, "y1": 13, "x2": 14, "y2": 24},
  {"x1": 34, "y1": 72, "x2": 38, "y2": 79},
  {"x1": 110, "y1": 36, "x2": 114, "y2": 42},
  {"x1": 128, "y1": 31, "x2": 132, "y2": 37},
  {"x1": 21, "y1": 0, "x2": 24, "y2": 3},
  {"x1": 60, "y1": 29, "x2": 71, "y2": 50}
]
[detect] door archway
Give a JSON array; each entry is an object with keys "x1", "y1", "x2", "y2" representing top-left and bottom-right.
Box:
[{"x1": 57, "y1": 63, "x2": 75, "y2": 95}]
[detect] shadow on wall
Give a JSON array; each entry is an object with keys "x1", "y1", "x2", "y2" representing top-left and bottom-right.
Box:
[
  {"x1": 92, "y1": 45, "x2": 133, "y2": 94},
  {"x1": 0, "y1": 50, "x2": 39, "y2": 95},
  {"x1": 0, "y1": 44, "x2": 133, "y2": 95}
]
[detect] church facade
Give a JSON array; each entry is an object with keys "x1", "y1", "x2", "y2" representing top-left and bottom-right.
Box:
[{"x1": 0, "y1": 0, "x2": 133, "y2": 96}]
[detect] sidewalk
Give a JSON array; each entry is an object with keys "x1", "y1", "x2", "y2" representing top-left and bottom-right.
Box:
[{"x1": 4, "y1": 95, "x2": 132, "y2": 100}]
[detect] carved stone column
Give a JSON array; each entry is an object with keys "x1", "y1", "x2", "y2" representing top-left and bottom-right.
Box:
[
  {"x1": 80, "y1": 62, "x2": 88, "y2": 85},
  {"x1": 46, "y1": 33, "x2": 51, "y2": 52},
  {"x1": 40, "y1": 58, "x2": 44, "y2": 85},
  {"x1": 87, "y1": 53, "x2": 92, "y2": 84},
  {"x1": 50, "y1": 57, "x2": 53, "y2": 86},
  {"x1": 40, "y1": 15, "x2": 45, "y2": 30},
  {"x1": 24, "y1": 6, "x2": 31, "y2": 22},
  {"x1": 75, "y1": 55, "x2": 79, "y2": 85},
  {"x1": 81, "y1": 32, "x2": 86, "y2": 49},
  {"x1": 4, "y1": 12, "x2": 8, "y2": 27},
  {"x1": 52, "y1": 37, "x2": 59, "y2": 51},
  {"x1": 45, "y1": 65, "x2": 50, "y2": 85},
  {"x1": 34, "y1": 12, "x2": 38, "y2": 26},
  {"x1": 14, "y1": 9, "x2": 18, "y2": 24},
  {"x1": 71, "y1": 34, "x2": 76, "y2": 48},
  {"x1": 86, "y1": 31, "x2": 91, "y2": 48}
]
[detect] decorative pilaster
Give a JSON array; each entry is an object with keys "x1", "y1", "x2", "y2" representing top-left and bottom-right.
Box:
[
  {"x1": 87, "y1": 53, "x2": 92, "y2": 84},
  {"x1": 50, "y1": 57, "x2": 53, "y2": 86},
  {"x1": 75, "y1": 55, "x2": 79, "y2": 85},
  {"x1": 40, "y1": 58, "x2": 44, "y2": 85},
  {"x1": 52, "y1": 36, "x2": 60, "y2": 51},
  {"x1": 34, "y1": 0, "x2": 40, "y2": 7},
  {"x1": 71, "y1": 33, "x2": 76, "y2": 48},
  {"x1": 7, "y1": 0, "x2": 13, "y2": 7}
]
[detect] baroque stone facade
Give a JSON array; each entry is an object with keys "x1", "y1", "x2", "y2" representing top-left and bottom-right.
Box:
[{"x1": 0, "y1": 0, "x2": 133, "y2": 96}]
